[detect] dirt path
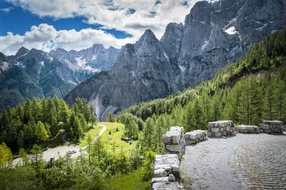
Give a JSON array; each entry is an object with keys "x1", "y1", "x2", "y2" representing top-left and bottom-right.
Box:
[{"x1": 181, "y1": 133, "x2": 286, "y2": 190}]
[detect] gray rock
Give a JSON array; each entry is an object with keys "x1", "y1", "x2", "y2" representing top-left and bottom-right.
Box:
[
  {"x1": 237, "y1": 125, "x2": 259, "y2": 134},
  {"x1": 260, "y1": 120, "x2": 284, "y2": 134},
  {"x1": 162, "y1": 127, "x2": 185, "y2": 157},
  {"x1": 65, "y1": 0, "x2": 286, "y2": 120},
  {"x1": 185, "y1": 130, "x2": 207, "y2": 145},
  {"x1": 208, "y1": 120, "x2": 235, "y2": 137},
  {"x1": 168, "y1": 174, "x2": 176, "y2": 182}
]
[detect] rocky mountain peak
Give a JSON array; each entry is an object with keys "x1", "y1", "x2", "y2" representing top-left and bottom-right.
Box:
[
  {"x1": 15, "y1": 46, "x2": 29, "y2": 57},
  {"x1": 65, "y1": 0, "x2": 286, "y2": 121}
]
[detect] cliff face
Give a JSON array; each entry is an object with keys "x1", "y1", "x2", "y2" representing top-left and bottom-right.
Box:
[{"x1": 65, "y1": 0, "x2": 286, "y2": 120}]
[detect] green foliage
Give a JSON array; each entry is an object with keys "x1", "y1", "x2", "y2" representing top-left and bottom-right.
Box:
[
  {"x1": 0, "y1": 97, "x2": 97, "y2": 153},
  {"x1": 115, "y1": 28, "x2": 286, "y2": 155}
]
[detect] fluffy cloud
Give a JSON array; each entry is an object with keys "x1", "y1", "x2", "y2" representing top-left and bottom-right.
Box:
[
  {"x1": 0, "y1": 24, "x2": 134, "y2": 55},
  {"x1": 2, "y1": 0, "x2": 200, "y2": 55}
]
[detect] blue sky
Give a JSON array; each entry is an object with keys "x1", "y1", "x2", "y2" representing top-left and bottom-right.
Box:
[
  {"x1": 0, "y1": 0, "x2": 198, "y2": 55},
  {"x1": 0, "y1": 1, "x2": 131, "y2": 38}
]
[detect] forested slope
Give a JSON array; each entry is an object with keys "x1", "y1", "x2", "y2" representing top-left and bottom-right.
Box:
[{"x1": 112, "y1": 29, "x2": 286, "y2": 147}]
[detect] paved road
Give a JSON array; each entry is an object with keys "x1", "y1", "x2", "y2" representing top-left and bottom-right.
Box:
[
  {"x1": 181, "y1": 133, "x2": 286, "y2": 190},
  {"x1": 14, "y1": 124, "x2": 107, "y2": 165}
]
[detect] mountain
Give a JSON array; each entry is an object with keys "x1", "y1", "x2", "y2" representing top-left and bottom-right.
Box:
[
  {"x1": 65, "y1": 0, "x2": 286, "y2": 121},
  {"x1": 118, "y1": 28, "x2": 286, "y2": 128},
  {"x1": 177, "y1": 0, "x2": 286, "y2": 87},
  {"x1": 50, "y1": 44, "x2": 120, "y2": 72},
  {"x1": 0, "y1": 44, "x2": 120, "y2": 111}
]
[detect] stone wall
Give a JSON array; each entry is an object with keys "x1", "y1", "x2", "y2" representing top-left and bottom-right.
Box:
[
  {"x1": 162, "y1": 126, "x2": 185, "y2": 157},
  {"x1": 208, "y1": 120, "x2": 235, "y2": 137},
  {"x1": 152, "y1": 154, "x2": 184, "y2": 190},
  {"x1": 260, "y1": 120, "x2": 284, "y2": 134},
  {"x1": 237, "y1": 125, "x2": 259, "y2": 133},
  {"x1": 185, "y1": 130, "x2": 207, "y2": 145}
]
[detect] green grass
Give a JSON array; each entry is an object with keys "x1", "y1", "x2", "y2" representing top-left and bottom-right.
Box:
[
  {"x1": 79, "y1": 124, "x2": 103, "y2": 147},
  {"x1": 103, "y1": 169, "x2": 150, "y2": 190},
  {"x1": 99, "y1": 122, "x2": 137, "y2": 157}
]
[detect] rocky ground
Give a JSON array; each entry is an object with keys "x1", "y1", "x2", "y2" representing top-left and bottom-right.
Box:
[{"x1": 181, "y1": 133, "x2": 286, "y2": 190}]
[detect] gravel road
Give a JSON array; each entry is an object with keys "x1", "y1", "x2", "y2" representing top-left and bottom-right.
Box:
[{"x1": 181, "y1": 133, "x2": 286, "y2": 190}]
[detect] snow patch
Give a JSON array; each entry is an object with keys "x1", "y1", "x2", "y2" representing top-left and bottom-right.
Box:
[
  {"x1": 40, "y1": 61, "x2": 44, "y2": 66},
  {"x1": 19, "y1": 51, "x2": 29, "y2": 58},
  {"x1": 91, "y1": 55, "x2": 97, "y2": 61},
  {"x1": 163, "y1": 51, "x2": 169, "y2": 59},
  {"x1": 255, "y1": 23, "x2": 267, "y2": 31},
  {"x1": 15, "y1": 62, "x2": 25, "y2": 68},
  {"x1": 225, "y1": 26, "x2": 237, "y2": 35},
  {"x1": 84, "y1": 65, "x2": 100, "y2": 73},
  {"x1": 68, "y1": 80, "x2": 77, "y2": 85},
  {"x1": 179, "y1": 65, "x2": 186, "y2": 73},
  {"x1": 75, "y1": 57, "x2": 87, "y2": 67},
  {"x1": 0, "y1": 62, "x2": 9, "y2": 71},
  {"x1": 201, "y1": 40, "x2": 209, "y2": 50},
  {"x1": 199, "y1": 21, "x2": 206, "y2": 25},
  {"x1": 203, "y1": 0, "x2": 219, "y2": 4},
  {"x1": 271, "y1": 30, "x2": 277, "y2": 34}
]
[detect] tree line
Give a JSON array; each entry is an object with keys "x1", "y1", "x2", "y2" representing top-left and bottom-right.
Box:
[
  {"x1": 0, "y1": 97, "x2": 96, "y2": 153},
  {"x1": 109, "y1": 28, "x2": 286, "y2": 153}
]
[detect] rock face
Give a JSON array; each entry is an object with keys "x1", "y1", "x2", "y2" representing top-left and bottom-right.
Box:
[
  {"x1": 65, "y1": 0, "x2": 286, "y2": 120},
  {"x1": 237, "y1": 125, "x2": 259, "y2": 134},
  {"x1": 50, "y1": 44, "x2": 120, "y2": 72},
  {"x1": 208, "y1": 120, "x2": 235, "y2": 137},
  {"x1": 0, "y1": 43, "x2": 120, "y2": 111},
  {"x1": 260, "y1": 120, "x2": 284, "y2": 134},
  {"x1": 178, "y1": 0, "x2": 286, "y2": 87}
]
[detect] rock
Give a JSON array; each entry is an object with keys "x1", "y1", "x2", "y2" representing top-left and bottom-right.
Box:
[
  {"x1": 260, "y1": 120, "x2": 284, "y2": 134},
  {"x1": 208, "y1": 120, "x2": 235, "y2": 137},
  {"x1": 168, "y1": 174, "x2": 176, "y2": 182},
  {"x1": 237, "y1": 125, "x2": 259, "y2": 134},
  {"x1": 185, "y1": 130, "x2": 207, "y2": 145},
  {"x1": 154, "y1": 154, "x2": 180, "y2": 179},
  {"x1": 152, "y1": 154, "x2": 184, "y2": 190},
  {"x1": 64, "y1": 0, "x2": 286, "y2": 120},
  {"x1": 151, "y1": 177, "x2": 183, "y2": 190},
  {"x1": 162, "y1": 127, "x2": 185, "y2": 157}
]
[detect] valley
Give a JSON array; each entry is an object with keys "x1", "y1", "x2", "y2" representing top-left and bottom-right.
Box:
[{"x1": 0, "y1": 0, "x2": 286, "y2": 189}]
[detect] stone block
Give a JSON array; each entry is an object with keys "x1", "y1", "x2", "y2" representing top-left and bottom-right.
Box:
[
  {"x1": 208, "y1": 120, "x2": 234, "y2": 137},
  {"x1": 237, "y1": 125, "x2": 259, "y2": 134},
  {"x1": 163, "y1": 127, "x2": 185, "y2": 157},
  {"x1": 215, "y1": 132, "x2": 222, "y2": 137},
  {"x1": 260, "y1": 120, "x2": 284, "y2": 134},
  {"x1": 212, "y1": 128, "x2": 219, "y2": 133}
]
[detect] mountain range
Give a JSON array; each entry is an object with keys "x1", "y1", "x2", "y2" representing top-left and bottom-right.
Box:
[
  {"x1": 65, "y1": 0, "x2": 286, "y2": 120},
  {"x1": 1, "y1": 0, "x2": 285, "y2": 120},
  {"x1": 0, "y1": 45, "x2": 120, "y2": 111}
]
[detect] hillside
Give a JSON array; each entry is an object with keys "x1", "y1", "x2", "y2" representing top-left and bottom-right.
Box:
[
  {"x1": 65, "y1": 0, "x2": 286, "y2": 121},
  {"x1": 114, "y1": 28, "x2": 286, "y2": 133}
]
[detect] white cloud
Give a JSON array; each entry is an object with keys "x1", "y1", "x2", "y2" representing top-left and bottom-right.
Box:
[
  {"x1": 1, "y1": 6, "x2": 14, "y2": 13},
  {"x1": 2, "y1": 0, "x2": 200, "y2": 55},
  {"x1": 0, "y1": 24, "x2": 134, "y2": 55},
  {"x1": 5, "y1": 0, "x2": 199, "y2": 37}
]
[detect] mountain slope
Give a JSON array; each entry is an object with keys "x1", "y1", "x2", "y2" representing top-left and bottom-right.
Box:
[
  {"x1": 65, "y1": 0, "x2": 286, "y2": 121},
  {"x1": 117, "y1": 28, "x2": 286, "y2": 126},
  {"x1": 50, "y1": 44, "x2": 120, "y2": 72},
  {"x1": 0, "y1": 43, "x2": 120, "y2": 111}
]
